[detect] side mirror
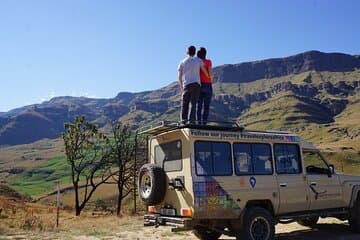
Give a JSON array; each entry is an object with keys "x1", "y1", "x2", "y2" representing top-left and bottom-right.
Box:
[{"x1": 328, "y1": 164, "x2": 335, "y2": 177}]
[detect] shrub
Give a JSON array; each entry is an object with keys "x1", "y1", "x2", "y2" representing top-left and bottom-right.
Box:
[{"x1": 95, "y1": 199, "x2": 108, "y2": 211}]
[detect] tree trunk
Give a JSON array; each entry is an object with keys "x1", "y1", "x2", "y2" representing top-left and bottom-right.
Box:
[
  {"x1": 133, "y1": 132, "x2": 137, "y2": 213},
  {"x1": 74, "y1": 182, "x2": 81, "y2": 216},
  {"x1": 117, "y1": 183, "x2": 123, "y2": 216},
  {"x1": 75, "y1": 206, "x2": 81, "y2": 216}
]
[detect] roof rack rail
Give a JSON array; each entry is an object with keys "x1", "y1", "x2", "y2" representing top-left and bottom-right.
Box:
[
  {"x1": 245, "y1": 129, "x2": 293, "y2": 135},
  {"x1": 139, "y1": 120, "x2": 244, "y2": 135},
  {"x1": 264, "y1": 130, "x2": 292, "y2": 134},
  {"x1": 138, "y1": 121, "x2": 178, "y2": 135}
]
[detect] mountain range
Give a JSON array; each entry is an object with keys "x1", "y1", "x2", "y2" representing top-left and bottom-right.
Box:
[{"x1": 0, "y1": 50, "x2": 359, "y2": 150}]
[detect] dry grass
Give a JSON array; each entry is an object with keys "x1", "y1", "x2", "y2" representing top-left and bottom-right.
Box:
[
  {"x1": 1, "y1": 194, "x2": 359, "y2": 240},
  {"x1": 0, "y1": 194, "x2": 194, "y2": 239},
  {"x1": 0, "y1": 196, "x2": 58, "y2": 234}
]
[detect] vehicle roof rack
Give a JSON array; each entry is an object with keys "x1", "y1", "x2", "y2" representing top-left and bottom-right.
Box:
[
  {"x1": 264, "y1": 130, "x2": 292, "y2": 134},
  {"x1": 139, "y1": 121, "x2": 244, "y2": 135},
  {"x1": 138, "y1": 121, "x2": 179, "y2": 135},
  {"x1": 245, "y1": 129, "x2": 293, "y2": 135}
]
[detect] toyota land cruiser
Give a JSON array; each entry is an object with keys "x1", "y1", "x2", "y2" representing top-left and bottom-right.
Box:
[{"x1": 138, "y1": 122, "x2": 360, "y2": 240}]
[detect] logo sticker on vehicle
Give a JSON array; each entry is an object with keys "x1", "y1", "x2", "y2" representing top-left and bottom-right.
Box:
[{"x1": 249, "y1": 176, "x2": 257, "y2": 188}]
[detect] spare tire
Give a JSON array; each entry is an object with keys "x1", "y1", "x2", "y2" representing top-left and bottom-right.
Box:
[{"x1": 138, "y1": 163, "x2": 167, "y2": 205}]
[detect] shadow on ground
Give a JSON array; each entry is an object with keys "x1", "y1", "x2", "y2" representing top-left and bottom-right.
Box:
[
  {"x1": 219, "y1": 222, "x2": 359, "y2": 240},
  {"x1": 276, "y1": 223, "x2": 357, "y2": 240}
]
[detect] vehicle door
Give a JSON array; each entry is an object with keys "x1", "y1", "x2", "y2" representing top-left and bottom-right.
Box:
[
  {"x1": 303, "y1": 150, "x2": 344, "y2": 210},
  {"x1": 232, "y1": 142, "x2": 278, "y2": 214},
  {"x1": 274, "y1": 143, "x2": 309, "y2": 214},
  {"x1": 193, "y1": 141, "x2": 238, "y2": 219}
]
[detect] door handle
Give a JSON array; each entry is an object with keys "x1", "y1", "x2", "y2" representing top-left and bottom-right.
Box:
[
  {"x1": 279, "y1": 183, "x2": 287, "y2": 187},
  {"x1": 309, "y1": 183, "x2": 326, "y2": 200}
]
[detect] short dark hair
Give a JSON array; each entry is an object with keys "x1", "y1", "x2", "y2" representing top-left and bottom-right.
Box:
[
  {"x1": 197, "y1": 47, "x2": 207, "y2": 59},
  {"x1": 187, "y1": 46, "x2": 196, "y2": 56}
]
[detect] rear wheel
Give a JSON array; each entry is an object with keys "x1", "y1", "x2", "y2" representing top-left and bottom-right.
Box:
[
  {"x1": 193, "y1": 226, "x2": 222, "y2": 240},
  {"x1": 349, "y1": 195, "x2": 360, "y2": 233},
  {"x1": 239, "y1": 207, "x2": 275, "y2": 240},
  {"x1": 297, "y1": 216, "x2": 319, "y2": 227}
]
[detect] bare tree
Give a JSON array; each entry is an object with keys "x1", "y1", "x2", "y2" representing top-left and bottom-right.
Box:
[
  {"x1": 108, "y1": 122, "x2": 141, "y2": 216},
  {"x1": 62, "y1": 116, "x2": 112, "y2": 216}
]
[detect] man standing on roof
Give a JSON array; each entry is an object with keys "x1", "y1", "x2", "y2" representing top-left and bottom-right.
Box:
[{"x1": 178, "y1": 46, "x2": 209, "y2": 124}]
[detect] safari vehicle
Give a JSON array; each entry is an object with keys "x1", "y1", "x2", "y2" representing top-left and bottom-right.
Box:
[{"x1": 138, "y1": 122, "x2": 360, "y2": 240}]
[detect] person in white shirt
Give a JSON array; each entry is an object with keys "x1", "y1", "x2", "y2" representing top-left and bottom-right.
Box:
[{"x1": 178, "y1": 46, "x2": 209, "y2": 124}]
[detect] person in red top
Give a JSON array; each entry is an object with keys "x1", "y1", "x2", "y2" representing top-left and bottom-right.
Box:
[{"x1": 196, "y1": 47, "x2": 213, "y2": 124}]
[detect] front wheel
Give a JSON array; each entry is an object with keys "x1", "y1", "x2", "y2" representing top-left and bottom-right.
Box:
[
  {"x1": 239, "y1": 207, "x2": 275, "y2": 240},
  {"x1": 349, "y1": 195, "x2": 360, "y2": 233}
]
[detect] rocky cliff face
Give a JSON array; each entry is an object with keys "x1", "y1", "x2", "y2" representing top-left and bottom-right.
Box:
[
  {"x1": 213, "y1": 51, "x2": 360, "y2": 83},
  {"x1": 0, "y1": 50, "x2": 359, "y2": 145}
]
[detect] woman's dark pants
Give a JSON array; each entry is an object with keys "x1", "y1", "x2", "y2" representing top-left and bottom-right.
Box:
[{"x1": 197, "y1": 83, "x2": 212, "y2": 124}]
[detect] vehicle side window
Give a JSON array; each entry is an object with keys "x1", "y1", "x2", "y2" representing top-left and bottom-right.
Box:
[
  {"x1": 233, "y1": 143, "x2": 273, "y2": 175},
  {"x1": 155, "y1": 140, "x2": 182, "y2": 172},
  {"x1": 274, "y1": 143, "x2": 301, "y2": 174},
  {"x1": 195, "y1": 141, "x2": 212, "y2": 175},
  {"x1": 303, "y1": 151, "x2": 329, "y2": 175},
  {"x1": 195, "y1": 141, "x2": 232, "y2": 176},
  {"x1": 233, "y1": 143, "x2": 252, "y2": 174}
]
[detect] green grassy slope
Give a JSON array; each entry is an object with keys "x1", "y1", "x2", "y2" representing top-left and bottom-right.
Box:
[
  {"x1": 238, "y1": 91, "x2": 333, "y2": 129},
  {"x1": 9, "y1": 155, "x2": 70, "y2": 196}
]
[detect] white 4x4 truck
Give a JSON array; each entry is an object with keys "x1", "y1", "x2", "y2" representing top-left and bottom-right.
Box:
[{"x1": 138, "y1": 122, "x2": 360, "y2": 240}]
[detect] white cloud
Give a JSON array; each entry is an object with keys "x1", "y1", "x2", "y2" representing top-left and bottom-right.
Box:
[
  {"x1": 70, "y1": 91, "x2": 99, "y2": 99},
  {"x1": 39, "y1": 91, "x2": 56, "y2": 103},
  {"x1": 38, "y1": 90, "x2": 101, "y2": 104}
]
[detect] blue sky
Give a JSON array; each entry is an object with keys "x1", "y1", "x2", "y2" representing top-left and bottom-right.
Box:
[{"x1": 0, "y1": 0, "x2": 359, "y2": 112}]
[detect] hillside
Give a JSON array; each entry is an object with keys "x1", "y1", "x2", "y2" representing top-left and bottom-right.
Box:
[
  {"x1": 212, "y1": 50, "x2": 360, "y2": 83},
  {"x1": 0, "y1": 50, "x2": 359, "y2": 149},
  {"x1": 0, "y1": 50, "x2": 359, "y2": 200}
]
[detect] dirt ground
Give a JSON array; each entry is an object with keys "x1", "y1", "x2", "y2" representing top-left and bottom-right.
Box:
[
  {"x1": 0, "y1": 196, "x2": 359, "y2": 240},
  {"x1": 0, "y1": 214, "x2": 359, "y2": 240}
]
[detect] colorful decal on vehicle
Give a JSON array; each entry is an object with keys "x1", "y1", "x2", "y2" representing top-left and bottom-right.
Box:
[
  {"x1": 190, "y1": 130, "x2": 300, "y2": 142},
  {"x1": 193, "y1": 181, "x2": 239, "y2": 209},
  {"x1": 239, "y1": 177, "x2": 246, "y2": 187},
  {"x1": 249, "y1": 176, "x2": 257, "y2": 188}
]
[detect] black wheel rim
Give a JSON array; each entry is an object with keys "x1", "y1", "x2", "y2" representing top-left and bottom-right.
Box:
[{"x1": 250, "y1": 216, "x2": 270, "y2": 240}]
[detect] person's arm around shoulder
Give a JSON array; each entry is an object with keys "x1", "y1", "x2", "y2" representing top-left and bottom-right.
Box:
[
  {"x1": 199, "y1": 59, "x2": 210, "y2": 78},
  {"x1": 208, "y1": 59, "x2": 213, "y2": 80}
]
